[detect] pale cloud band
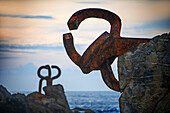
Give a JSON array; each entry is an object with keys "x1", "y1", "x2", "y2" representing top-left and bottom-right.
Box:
[{"x1": 0, "y1": 14, "x2": 54, "y2": 19}]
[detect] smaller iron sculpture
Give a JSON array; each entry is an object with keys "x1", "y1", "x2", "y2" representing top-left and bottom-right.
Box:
[{"x1": 37, "y1": 65, "x2": 61, "y2": 94}]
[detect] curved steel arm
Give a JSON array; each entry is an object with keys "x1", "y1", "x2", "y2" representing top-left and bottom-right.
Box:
[
  {"x1": 63, "y1": 33, "x2": 81, "y2": 67},
  {"x1": 67, "y1": 8, "x2": 121, "y2": 37},
  {"x1": 37, "y1": 65, "x2": 51, "y2": 79},
  {"x1": 100, "y1": 59, "x2": 120, "y2": 92},
  {"x1": 51, "y1": 65, "x2": 61, "y2": 79}
]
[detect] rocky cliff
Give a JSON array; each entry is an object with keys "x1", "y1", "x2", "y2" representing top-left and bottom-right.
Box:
[
  {"x1": 118, "y1": 33, "x2": 170, "y2": 113},
  {"x1": 0, "y1": 84, "x2": 71, "y2": 113}
]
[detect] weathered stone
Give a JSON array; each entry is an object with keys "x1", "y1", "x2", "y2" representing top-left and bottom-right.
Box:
[
  {"x1": 118, "y1": 33, "x2": 170, "y2": 113},
  {"x1": 26, "y1": 84, "x2": 71, "y2": 113},
  {"x1": 0, "y1": 84, "x2": 71, "y2": 113},
  {"x1": 71, "y1": 107, "x2": 95, "y2": 113},
  {"x1": 0, "y1": 85, "x2": 30, "y2": 113},
  {"x1": 43, "y1": 84, "x2": 71, "y2": 112}
]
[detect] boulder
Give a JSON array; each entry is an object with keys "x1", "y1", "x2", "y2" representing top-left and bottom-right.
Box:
[
  {"x1": 0, "y1": 85, "x2": 30, "y2": 113},
  {"x1": 118, "y1": 33, "x2": 170, "y2": 113},
  {"x1": 25, "y1": 84, "x2": 71, "y2": 113},
  {"x1": 43, "y1": 84, "x2": 70, "y2": 110},
  {"x1": 0, "y1": 84, "x2": 71, "y2": 113},
  {"x1": 71, "y1": 107, "x2": 95, "y2": 113}
]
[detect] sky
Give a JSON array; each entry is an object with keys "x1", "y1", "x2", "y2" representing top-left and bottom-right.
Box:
[{"x1": 0, "y1": 0, "x2": 170, "y2": 93}]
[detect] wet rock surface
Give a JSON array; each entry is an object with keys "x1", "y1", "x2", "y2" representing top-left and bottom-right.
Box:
[
  {"x1": 71, "y1": 107, "x2": 95, "y2": 113},
  {"x1": 0, "y1": 84, "x2": 71, "y2": 113},
  {"x1": 118, "y1": 33, "x2": 170, "y2": 113}
]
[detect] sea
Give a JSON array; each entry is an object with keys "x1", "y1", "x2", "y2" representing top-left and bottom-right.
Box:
[{"x1": 11, "y1": 91, "x2": 120, "y2": 113}]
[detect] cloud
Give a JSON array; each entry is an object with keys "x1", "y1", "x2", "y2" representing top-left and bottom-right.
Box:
[
  {"x1": 0, "y1": 44, "x2": 86, "y2": 62},
  {"x1": 76, "y1": 1, "x2": 101, "y2": 4},
  {"x1": 0, "y1": 44, "x2": 64, "y2": 58},
  {"x1": 0, "y1": 40, "x2": 8, "y2": 42},
  {"x1": 0, "y1": 63, "x2": 39, "y2": 91},
  {"x1": 121, "y1": 17, "x2": 170, "y2": 38},
  {"x1": 0, "y1": 44, "x2": 61, "y2": 50},
  {"x1": 1, "y1": 0, "x2": 169, "y2": 46},
  {"x1": 14, "y1": 63, "x2": 38, "y2": 76},
  {"x1": 0, "y1": 44, "x2": 85, "y2": 50},
  {"x1": 124, "y1": 17, "x2": 170, "y2": 30},
  {"x1": 0, "y1": 56, "x2": 19, "y2": 59},
  {"x1": 0, "y1": 49, "x2": 35, "y2": 54},
  {"x1": 141, "y1": 18, "x2": 170, "y2": 29},
  {"x1": 0, "y1": 14, "x2": 54, "y2": 19},
  {"x1": 0, "y1": 63, "x2": 37, "y2": 79},
  {"x1": 0, "y1": 17, "x2": 65, "y2": 45},
  {"x1": 0, "y1": 26, "x2": 28, "y2": 29}
]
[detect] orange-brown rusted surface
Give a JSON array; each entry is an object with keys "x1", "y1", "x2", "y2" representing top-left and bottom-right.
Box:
[
  {"x1": 63, "y1": 8, "x2": 151, "y2": 92},
  {"x1": 37, "y1": 65, "x2": 61, "y2": 94}
]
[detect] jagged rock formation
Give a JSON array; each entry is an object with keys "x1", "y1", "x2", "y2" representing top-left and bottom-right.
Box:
[
  {"x1": 0, "y1": 84, "x2": 71, "y2": 113},
  {"x1": 118, "y1": 33, "x2": 170, "y2": 113},
  {"x1": 0, "y1": 85, "x2": 30, "y2": 113},
  {"x1": 26, "y1": 84, "x2": 71, "y2": 113}
]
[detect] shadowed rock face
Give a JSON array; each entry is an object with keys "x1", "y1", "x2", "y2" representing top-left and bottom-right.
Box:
[
  {"x1": 26, "y1": 84, "x2": 71, "y2": 113},
  {"x1": 0, "y1": 85, "x2": 30, "y2": 113},
  {"x1": 0, "y1": 84, "x2": 71, "y2": 113},
  {"x1": 118, "y1": 33, "x2": 170, "y2": 113}
]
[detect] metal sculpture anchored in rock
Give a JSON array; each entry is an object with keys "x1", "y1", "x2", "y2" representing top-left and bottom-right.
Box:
[
  {"x1": 63, "y1": 8, "x2": 151, "y2": 92},
  {"x1": 37, "y1": 65, "x2": 61, "y2": 94}
]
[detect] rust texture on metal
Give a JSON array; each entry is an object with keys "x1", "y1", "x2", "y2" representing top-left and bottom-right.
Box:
[
  {"x1": 63, "y1": 8, "x2": 151, "y2": 92},
  {"x1": 37, "y1": 65, "x2": 61, "y2": 94}
]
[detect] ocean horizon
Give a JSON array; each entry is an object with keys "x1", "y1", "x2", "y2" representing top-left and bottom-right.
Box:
[{"x1": 11, "y1": 91, "x2": 120, "y2": 113}]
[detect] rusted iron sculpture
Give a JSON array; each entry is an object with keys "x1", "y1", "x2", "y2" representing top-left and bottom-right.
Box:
[
  {"x1": 37, "y1": 65, "x2": 61, "y2": 94},
  {"x1": 63, "y1": 8, "x2": 151, "y2": 92}
]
